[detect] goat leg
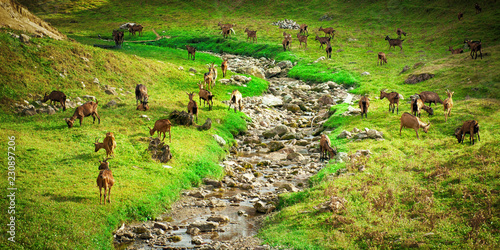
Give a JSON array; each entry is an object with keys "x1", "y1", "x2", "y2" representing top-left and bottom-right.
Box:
[{"x1": 107, "y1": 187, "x2": 111, "y2": 203}]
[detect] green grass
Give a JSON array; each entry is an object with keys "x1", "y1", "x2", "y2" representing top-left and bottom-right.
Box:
[{"x1": 2, "y1": 0, "x2": 500, "y2": 249}]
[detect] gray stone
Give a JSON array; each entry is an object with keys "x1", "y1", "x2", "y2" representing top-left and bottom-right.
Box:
[
  {"x1": 361, "y1": 72, "x2": 370, "y2": 76},
  {"x1": 189, "y1": 67, "x2": 197, "y2": 73},
  {"x1": 203, "y1": 178, "x2": 222, "y2": 188},
  {"x1": 283, "y1": 94, "x2": 293, "y2": 103},
  {"x1": 337, "y1": 130, "x2": 352, "y2": 139},
  {"x1": 314, "y1": 56, "x2": 326, "y2": 63},
  {"x1": 213, "y1": 134, "x2": 226, "y2": 146},
  {"x1": 280, "y1": 133, "x2": 296, "y2": 140},
  {"x1": 281, "y1": 183, "x2": 299, "y2": 192},
  {"x1": 285, "y1": 104, "x2": 301, "y2": 113},
  {"x1": 240, "y1": 173, "x2": 255, "y2": 183},
  {"x1": 286, "y1": 152, "x2": 304, "y2": 161},
  {"x1": 134, "y1": 226, "x2": 149, "y2": 234},
  {"x1": 93, "y1": 78, "x2": 99, "y2": 84},
  {"x1": 261, "y1": 95, "x2": 283, "y2": 106},
  {"x1": 207, "y1": 198, "x2": 227, "y2": 207},
  {"x1": 105, "y1": 100, "x2": 117, "y2": 107},
  {"x1": 22, "y1": 107, "x2": 37, "y2": 116},
  {"x1": 178, "y1": 66, "x2": 184, "y2": 71},
  {"x1": 243, "y1": 135, "x2": 261, "y2": 144},
  {"x1": 265, "y1": 66, "x2": 282, "y2": 78},
  {"x1": 318, "y1": 95, "x2": 335, "y2": 105},
  {"x1": 239, "y1": 66, "x2": 265, "y2": 79},
  {"x1": 20, "y1": 34, "x2": 30, "y2": 43},
  {"x1": 336, "y1": 152, "x2": 349, "y2": 163},
  {"x1": 186, "y1": 227, "x2": 201, "y2": 235},
  {"x1": 187, "y1": 221, "x2": 219, "y2": 232},
  {"x1": 81, "y1": 95, "x2": 96, "y2": 101},
  {"x1": 138, "y1": 232, "x2": 153, "y2": 239},
  {"x1": 254, "y1": 201, "x2": 275, "y2": 213},
  {"x1": 313, "y1": 83, "x2": 330, "y2": 92},
  {"x1": 105, "y1": 89, "x2": 118, "y2": 95},
  {"x1": 355, "y1": 132, "x2": 368, "y2": 140},
  {"x1": 268, "y1": 141, "x2": 285, "y2": 152},
  {"x1": 153, "y1": 222, "x2": 169, "y2": 231},
  {"x1": 207, "y1": 215, "x2": 230, "y2": 223},
  {"x1": 191, "y1": 236, "x2": 203, "y2": 245},
  {"x1": 277, "y1": 60, "x2": 293, "y2": 69}
]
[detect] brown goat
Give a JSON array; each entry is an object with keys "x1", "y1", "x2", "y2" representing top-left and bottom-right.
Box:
[
  {"x1": 358, "y1": 95, "x2": 370, "y2": 119},
  {"x1": 377, "y1": 52, "x2": 387, "y2": 65},
  {"x1": 443, "y1": 90, "x2": 454, "y2": 122},
  {"x1": 113, "y1": 30, "x2": 124, "y2": 47},
  {"x1": 458, "y1": 12, "x2": 464, "y2": 21},
  {"x1": 149, "y1": 119, "x2": 172, "y2": 142},
  {"x1": 185, "y1": 45, "x2": 196, "y2": 60},
  {"x1": 410, "y1": 96, "x2": 434, "y2": 117},
  {"x1": 296, "y1": 33, "x2": 308, "y2": 49},
  {"x1": 136, "y1": 100, "x2": 149, "y2": 111},
  {"x1": 418, "y1": 91, "x2": 443, "y2": 107},
  {"x1": 42, "y1": 90, "x2": 67, "y2": 111},
  {"x1": 448, "y1": 46, "x2": 463, "y2": 54},
  {"x1": 187, "y1": 92, "x2": 198, "y2": 123},
  {"x1": 380, "y1": 90, "x2": 400, "y2": 114},
  {"x1": 228, "y1": 89, "x2": 243, "y2": 113},
  {"x1": 325, "y1": 42, "x2": 332, "y2": 59},
  {"x1": 318, "y1": 26, "x2": 335, "y2": 38},
  {"x1": 221, "y1": 58, "x2": 228, "y2": 78},
  {"x1": 96, "y1": 158, "x2": 115, "y2": 205},
  {"x1": 385, "y1": 36, "x2": 404, "y2": 50},
  {"x1": 244, "y1": 28, "x2": 257, "y2": 43},
  {"x1": 94, "y1": 132, "x2": 117, "y2": 157},
  {"x1": 222, "y1": 27, "x2": 232, "y2": 39},
  {"x1": 127, "y1": 24, "x2": 143, "y2": 36},
  {"x1": 299, "y1": 24, "x2": 308, "y2": 35},
  {"x1": 464, "y1": 40, "x2": 482, "y2": 59},
  {"x1": 319, "y1": 134, "x2": 337, "y2": 161},
  {"x1": 283, "y1": 31, "x2": 292, "y2": 39},
  {"x1": 135, "y1": 84, "x2": 148, "y2": 105},
  {"x1": 396, "y1": 28, "x2": 407, "y2": 39},
  {"x1": 198, "y1": 82, "x2": 214, "y2": 110},
  {"x1": 315, "y1": 35, "x2": 331, "y2": 49},
  {"x1": 204, "y1": 63, "x2": 217, "y2": 90},
  {"x1": 218, "y1": 22, "x2": 235, "y2": 34},
  {"x1": 65, "y1": 101, "x2": 100, "y2": 128},
  {"x1": 400, "y1": 112, "x2": 431, "y2": 139},
  {"x1": 475, "y1": 3, "x2": 482, "y2": 14},
  {"x1": 455, "y1": 120, "x2": 480, "y2": 145},
  {"x1": 282, "y1": 36, "x2": 291, "y2": 51}
]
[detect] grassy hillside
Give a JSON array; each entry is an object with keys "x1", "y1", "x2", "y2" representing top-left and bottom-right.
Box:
[{"x1": 2, "y1": 0, "x2": 500, "y2": 249}]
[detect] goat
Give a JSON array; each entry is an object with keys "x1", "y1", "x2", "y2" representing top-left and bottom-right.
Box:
[
  {"x1": 149, "y1": 119, "x2": 172, "y2": 142},
  {"x1": 244, "y1": 28, "x2": 257, "y2": 43},
  {"x1": 319, "y1": 134, "x2": 337, "y2": 161},
  {"x1": 218, "y1": 22, "x2": 236, "y2": 34},
  {"x1": 187, "y1": 92, "x2": 198, "y2": 123},
  {"x1": 198, "y1": 82, "x2": 214, "y2": 111},
  {"x1": 65, "y1": 101, "x2": 100, "y2": 128},
  {"x1": 136, "y1": 100, "x2": 149, "y2": 111},
  {"x1": 359, "y1": 95, "x2": 370, "y2": 119},
  {"x1": 458, "y1": 12, "x2": 464, "y2": 21},
  {"x1": 42, "y1": 90, "x2": 66, "y2": 111},
  {"x1": 400, "y1": 112, "x2": 431, "y2": 139},
  {"x1": 282, "y1": 36, "x2": 291, "y2": 51},
  {"x1": 221, "y1": 58, "x2": 228, "y2": 78},
  {"x1": 410, "y1": 96, "x2": 434, "y2": 117},
  {"x1": 185, "y1": 45, "x2": 196, "y2": 60},
  {"x1": 296, "y1": 33, "x2": 308, "y2": 49},
  {"x1": 418, "y1": 91, "x2": 443, "y2": 107},
  {"x1": 396, "y1": 28, "x2": 407, "y2": 39},
  {"x1": 204, "y1": 62, "x2": 217, "y2": 90},
  {"x1": 283, "y1": 31, "x2": 291, "y2": 39},
  {"x1": 94, "y1": 132, "x2": 117, "y2": 158},
  {"x1": 318, "y1": 26, "x2": 335, "y2": 38},
  {"x1": 455, "y1": 120, "x2": 480, "y2": 145},
  {"x1": 299, "y1": 24, "x2": 308, "y2": 35},
  {"x1": 377, "y1": 52, "x2": 387, "y2": 65},
  {"x1": 380, "y1": 90, "x2": 400, "y2": 114},
  {"x1": 475, "y1": 3, "x2": 482, "y2": 14},
  {"x1": 135, "y1": 84, "x2": 148, "y2": 105},
  {"x1": 96, "y1": 158, "x2": 115, "y2": 205},
  {"x1": 325, "y1": 42, "x2": 332, "y2": 59},
  {"x1": 315, "y1": 35, "x2": 331, "y2": 49},
  {"x1": 222, "y1": 27, "x2": 232, "y2": 39},
  {"x1": 127, "y1": 24, "x2": 143, "y2": 36},
  {"x1": 112, "y1": 30, "x2": 124, "y2": 47},
  {"x1": 464, "y1": 40, "x2": 483, "y2": 59},
  {"x1": 443, "y1": 90, "x2": 454, "y2": 122},
  {"x1": 228, "y1": 89, "x2": 242, "y2": 113},
  {"x1": 448, "y1": 46, "x2": 463, "y2": 54},
  {"x1": 385, "y1": 36, "x2": 404, "y2": 50}
]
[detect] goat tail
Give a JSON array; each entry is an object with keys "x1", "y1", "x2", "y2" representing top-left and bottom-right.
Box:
[{"x1": 362, "y1": 100, "x2": 367, "y2": 111}]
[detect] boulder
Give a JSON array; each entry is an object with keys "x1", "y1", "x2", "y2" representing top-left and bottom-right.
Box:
[
  {"x1": 213, "y1": 134, "x2": 226, "y2": 147},
  {"x1": 207, "y1": 215, "x2": 230, "y2": 223},
  {"x1": 337, "y1": 130, "x2": 352, "y2": 139},
  {"x1": 285, "y1": 103, "x2": 301, "y2": 113},
  {"x1": 265, "y1": 66, "x2": 282, "y2": 78},
  {"x1": 187, "y1": 221, "x2": 219, "y2": 232},
  {"x1": 22, "y1": 107, "x2": 37, "y2": 116},
  {"x1": 20, "y1": 34, "x2": 30, "y2": 43},
  {"x1": 336, "y1": 152, "x2": 349, "y2": 163},
  {"x1": 277, "y1": 60, "x2": 293, "y2": 69},
  {"x1": 186, "y1": 227, "x2": 200, "y2": 235},
  {"x1": 153, "y1": 222, "x2": 169, "y2": 231},
  {"x1": 240, "y1": 173, "x2": 255, "y2": 183},
  {"x1": 286, "y1": 152, "x2": 305, "y2": 161},
  {"x1": 283, "y1": 94, "x2": 293, "y2": 103},
  {"x1": 254, "y1": 201, "x2": 275, "y2": 213},
  {"x1": 405, "y1": 73, "x2": 435, "y2": 84},
  {"x1": 318, "y1": 95, "x2": 335, "y2": 105},
  {"x1": 169, "y1": 110, "x2": 193, "y2": 126},
  {"x1": 313, "y1": 83, "x2": 330, "y2": 92},
  {"x1": 105, "y1": 100, "x2": 117, "y2": 107},
  {"x1": 261, "y1": 95, "x2": 283, "y2": 106},
  {"x1": 191, "y1": 236, "x2": 203, "y2": 245},
  {"x1": 281, "y1": 183, "x2": 299, "y2": 192},
  {"x1": 239, "y1": 66, "x2": 265, "y2": 79},
  {"x1": 268, "y1": 141, "x2": 285, "y2": 152}
]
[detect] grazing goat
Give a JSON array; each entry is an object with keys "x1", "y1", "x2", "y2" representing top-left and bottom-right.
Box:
[
  {"x1": 319, "y1": 134, "x2": 337, "y2": 161},
  {"x1": 318, "y1": 26, "x2": 335, "y2": 38},
  {"x1": 418, "y1": 91, "x2": 443, "y2": 107},
  {"x1": 396, "y1": 28, "x2": 407, "y2": 39},
  {"x1": 127, "y1": 24, "x2": 143, "y2": 36},
  {"x1": 385, "y1": 36, "x2": 404, "y2": 50},
  {"x1": 228, "y1": 89, "x2": 242, "y2": 113},
  {"x1": 113, "y1": 30, "x2": 124, "y2": 47},
  {"x1": 244, "y1": 28, "x2": 257, "y2": 43},
  {"x1": 198, "y1": 82, "x2": 214, "y2": 110},
  {"x1": 359, "y1": 95, "x2": 370, "y2": 119},
  {"x1": 448, "y1": 46, "x2": 463, "y2": 54},
  {"x1": 187, "y1": 92, "x2": 198, "y2": 123},
  {"x1": 218, "y1": 22, "x2": 236, "y2": 34},
  {"x1": 410, "y1": 96, "x2": 434, "y2": 117},
  {"x1": 42, "y1": 90, "x2": 66, "y2": 111},
  {"x1": 296, "y1": 33, "x2": 308, "y2": 49},
  {"x1": 464, "y1": 40, "x2": 483, "y2": 59},
  {"x1": 400, "y1": 112, "x2": 431, "y2": 139},
  {"x1": 136, "y1": 100, "x2": 149, "y2": 111},
  {"x1": 94, "y1": 132, "x2": 117, "y2": 158},
  {"x1": 149, "y1": 119, "x2": 172, "y2": 142},
  {"x1": 96, "y1": 158, "x2": 115, "y2": 205},
  {"x1": 135, "y1": 84, "x2": 148, "y2": 105},
  {"x1": 315, "y1": 35, "x2": 331, "y2": 49},
  {"x1": 475, "y1": 3, "x2": 482, "y2": 14},
  {"x1": 204, "y1": 63, "x2": 217, "y2": 90},
  {"x1": 221, "y1": 58, "x2": 228, "y2": 78},
  {"x1": 65, "y1": 101, "x2": 100, "y2": 128},
  {"x1": 458, "y1": 12, "x2": 464, "y2": 21},
  {"x1": 380, "y1": 90, "x2": 400, "y2": 114},
  {"x1": 299, "y1": 24, "x2": 308, "y2": 35},
  {"x1": 455, "y1": 120, "x2": 480, "y2": 145},
  {"x1": 282, "y1": 36, "x2": 291, "y2": 51},
  {"x1": 377, "y1": 52, "x2": 387, "y2": 65},
  {"x1": 443, "y1": 90, "x2": 454, "y2": 122},
  {"x1": 185, "y1": 45, "x2": 196, "y2": 60},
  {"x1": 325, "y1": 42, "x2": 332, "y2": 59},
  {"x1": 283, "y1": 31, "x2": 291, "y2": 39},
  {"x1": 222, "y1": 27, "x2": 232, "y2": 39}
]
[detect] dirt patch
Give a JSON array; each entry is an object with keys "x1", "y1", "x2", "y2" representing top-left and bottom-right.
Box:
[{"x1": 404, "y1": 73, "x2": 435, "y2": 84}]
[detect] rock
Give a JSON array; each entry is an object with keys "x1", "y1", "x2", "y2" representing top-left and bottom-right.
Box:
[
  {"x1": 169, "y1": 110, "x2": 193, "y2": 126},
  {"x1": 277, "y1": 60, "x2": 293, "y2": 69},
  {"x1": 254, "y1": 201, "x2": 275, "y2": 213},
  {"x1": 134, "y1": 226, "x2": 149, "y2": 234},
  {"x1": 240, "y1": 173, "x2": 255, "y2": 183},
  {"x1": 154, "y1": 222, "x2": 169, "y2": 231},
  {"x1": 189, "y1": 67, "x2": 197, "y2": 73},
  {"x1": 178, "y1": 66, "x2": 184, "y2": 71},
  {"x1": 314, "y1": 56, "x2": 325, "y2": 63},
  {"x1": 138, "y1": 232, "x2": 153, "y2": 239},
  {"x1": 207, "y1": 215, "x2": 230, "y2": 223},
  {"x1": 81, "y1": 95, "x2": 96, "y2": 101},
  {"x1": 265, "y1": 66, "x2": 281, "y2": 78},
  {"x1": 203, "y1": 178, "x2": 222, "y2": 188},
  {"x1": 219, "y1": 79, "x2": 230, "y2": 85},
  {"x1": 268, "y1": 141, "x2": 285, "y2": 152},
  {"x1": 243, "y1": 135, "x2": 261, "y2": 144},
  {"x1": 22, "y1": 107, "x2": 37, "y2": 116},
  {"x1": 263, "y1": 125, "x2": 288, "y2": 138},
  {"x1": 338, "y1": 130, "x2": 352, "y2": 139},
  {"x1": 261, "y1": 95, "x2": 283, "y2": 106},
  {"x1": 342, "y1": 106, "x2": 362, "y2": 116},
  {"x1": 347, "y1": 38, "x2": 357, "y2": 42},
  {"x1": 404, "y1": 73, "x2": 435, "y2": 84},
  {"x1": 213, "y1": 134, "x2": 226, "y2": 147},
  {"x1": 93, "y1": 78, "x2": 99, "y2": 84},
  {"x1": 285, "y1": 103, "x2": 301, "y2": 113},
  {"x1": 283, "y1": 94, "x2": 293, "y2": 103},
  {"x1": 186, "y1": 227, "x2": 200, "y2": 235},
  {"x1": 336, "y1": 152, "x2": 349, "y2": 163},
  {"x1": 280, "y1": 132, "x2": 296, "y2": 140},
  {"x1": 105, "y1": 100, "x2": 117, "y2": 107},
  {"x1": 191, "y1": 236, "x2": 203, "y2": 245},
  {"x1": 197, "y1": 118, "x2": 212, "y2": 131},
  {"x1": 352, "y1": 127, "x2": 360, "y2": 133},
  {"x1": 286, "y1": 152, "x2": 304, "y2": 161},
  {"x1": 239, "y1": 66, "x2": 265, "y2": 79},
  {"x1": 401, "y1": 65, "x2": 410, "y2": 74},
  {"x1": 189, "y1": 190, "x2": 206, "y2": 199},
  {"x1": 148, "y1": 138, "x2": 173, "y2": 163},
  {"x1": 167, "y1": 235, "x2": 182, "y2": 242},
  {"x1": 104, "y1": 88, "x2": 118, "y2": 95},
  {"x1": 208, "y1": 198, "x2": 227, "y2": 207},
  {"x1": 187, "y1": 221, "x2": 219, "y2": 232},
  {"x1": 318, "y1": 95, "x2": 335, "y2": 106},
  {"x1": 20, "y1": 34, "x2": 30, "y2": 43},
  {"x1": 361, "y1": 72, "x2": 370, "y2": 76},
  {"x1": 413, "y1": 62, "x2": 425, "y2": 69},
  {"x1": 281, "y1": 183, "x2": 299, "y2": 192}
]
